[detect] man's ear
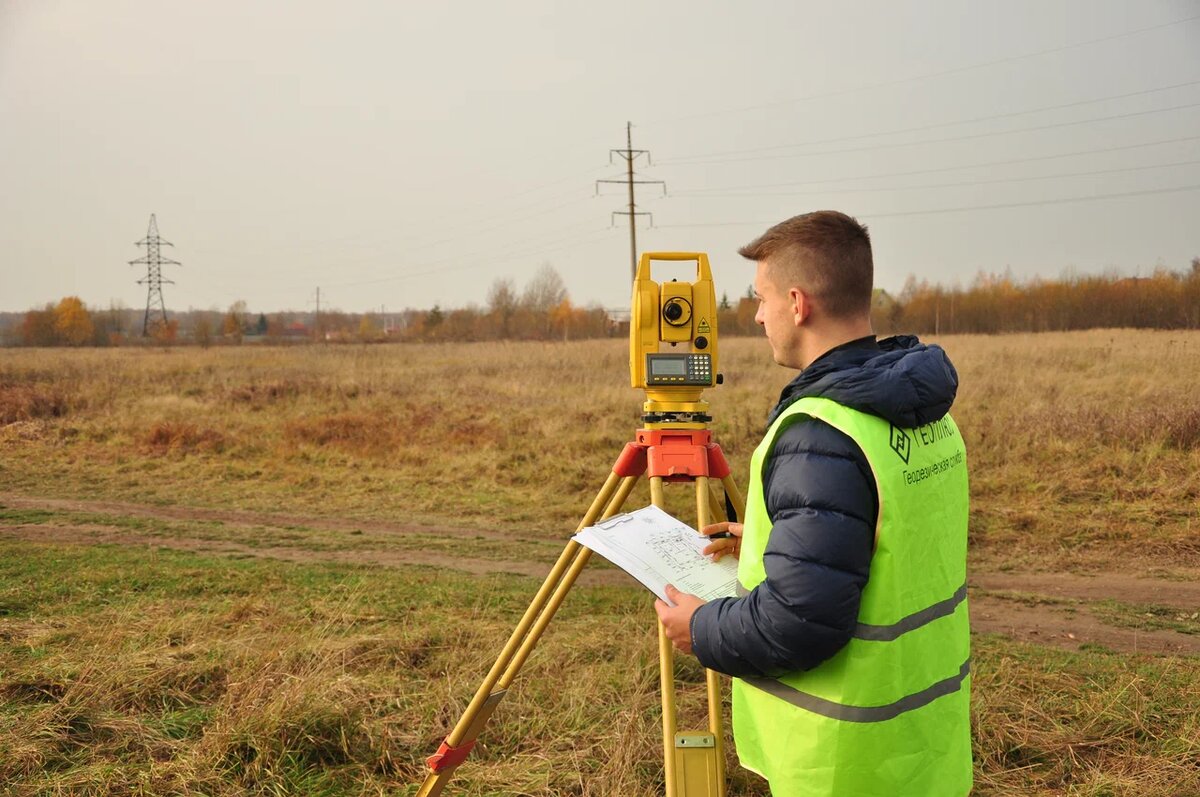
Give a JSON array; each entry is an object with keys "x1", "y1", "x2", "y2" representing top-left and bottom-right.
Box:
[{"x1": 788, "y1": 287, "x2": 811, "y2": 326}]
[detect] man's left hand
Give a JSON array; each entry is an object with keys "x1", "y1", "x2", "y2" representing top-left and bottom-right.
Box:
[{"x1": 654, "y1": 584, "x2": 706, "y2": 656}]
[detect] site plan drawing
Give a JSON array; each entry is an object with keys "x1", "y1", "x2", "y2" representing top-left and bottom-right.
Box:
[{"x1": 572, "y1": 505, "x2": 740, "y2": 605}]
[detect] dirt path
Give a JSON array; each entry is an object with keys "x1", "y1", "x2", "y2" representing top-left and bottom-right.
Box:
[
  {"x1": 3, "y1": 494, "x2": 1198, "y2": 656},
  {"x1": 0, "y1": 494, "x2": 545, "y2": 546}
]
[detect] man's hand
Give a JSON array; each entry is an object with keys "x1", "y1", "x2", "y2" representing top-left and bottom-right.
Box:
[
  {"x1": 701, "y1": 521, "x2": 744, "y2": 561},
  {"x1": 654, "y1": 584, "x2": 706, "y2": 655}
]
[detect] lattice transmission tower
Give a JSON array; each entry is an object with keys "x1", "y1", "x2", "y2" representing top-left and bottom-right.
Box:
[{"x1": 129, "y1": 213, "x2": 181, "y2": 336}]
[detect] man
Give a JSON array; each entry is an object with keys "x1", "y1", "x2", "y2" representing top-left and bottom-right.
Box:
[{"x1": 654, "y1": 210, "x2": 972, "y2": 796}]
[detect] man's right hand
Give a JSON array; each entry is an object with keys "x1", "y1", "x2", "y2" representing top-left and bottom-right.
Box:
[{"x1": 701, "y1": 521, "x2": 743, "y2": 561}]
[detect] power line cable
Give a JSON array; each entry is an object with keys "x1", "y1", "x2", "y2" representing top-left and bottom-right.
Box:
[
  {"x1": 672, "y1": 158, "x2": 1200, "y2": 199},
  {"x1": 659, "y1": 79, "x2": 1200, "y2": 164},
  {"x1": 645, "y1": 13, "x2": 1200, "y2": 127},
  {"x1": 656, "y1": 183, "x2": 1200, "y2": 228},
  {"x1": 669, "y1": 134, "x2": 1200, "y2": 195},
  {"x1": 659, "y1": 100, "x2": 1200, "y2": 167}
]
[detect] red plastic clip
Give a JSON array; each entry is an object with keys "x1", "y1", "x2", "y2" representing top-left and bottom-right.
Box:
[
  {"x1": 426, "y1": 738, "x2": 477, "y2": 772},
  {"x1": 613, "y1": 442, "x2": 648, "y2": 478},
  {"x1": 706, "y1": 443, "x2": 732, "y2": 479}
]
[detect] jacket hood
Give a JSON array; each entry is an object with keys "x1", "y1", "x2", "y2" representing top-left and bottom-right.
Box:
[{"x1": 768, "y1": 335, "x2": 959, "y2": 429}]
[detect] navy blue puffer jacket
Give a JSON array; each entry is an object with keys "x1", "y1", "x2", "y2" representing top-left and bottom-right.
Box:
[{"x1": 689, "y1": 334, "x2": 960, "y2": 677}]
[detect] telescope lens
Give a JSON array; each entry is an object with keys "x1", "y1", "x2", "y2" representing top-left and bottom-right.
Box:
[{"x1": 664, "y1": 301, "x2": 684, "y2": 322}]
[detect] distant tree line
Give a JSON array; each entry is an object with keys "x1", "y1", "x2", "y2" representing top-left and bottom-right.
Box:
[
  {"x1": 3, "y1": 264, "x2": 613, "y2": 347},
  {"x1": 889, "y1": 258, "x2": 1200, "y2": 335},
  {"x1": 6, "y1": 259, "x2": 1200, "y2": 347},
  {"x1": 14, "y1": 297, "x2": 138, "y2": 347}
]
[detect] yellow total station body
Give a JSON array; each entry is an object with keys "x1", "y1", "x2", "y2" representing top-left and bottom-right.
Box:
[{"x1": 630, "y1": 252, "x2": 720, "y2": 427}]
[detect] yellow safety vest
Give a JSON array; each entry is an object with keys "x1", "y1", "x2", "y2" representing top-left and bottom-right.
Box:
[{"x1": 733, "y1": 396, "x2": 972, "y2": 796}]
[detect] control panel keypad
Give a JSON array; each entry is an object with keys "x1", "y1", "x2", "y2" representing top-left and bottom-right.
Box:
[{"x1": 687, "y1": 354, "x2": 711, "y2": 382}]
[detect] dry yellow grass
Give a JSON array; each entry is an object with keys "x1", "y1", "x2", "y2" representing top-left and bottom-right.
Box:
[
  {"x1": 2, "y1": 331, "x2": 1198, "y2": 564},
  {"x1": 2, "y1": 331, "x2": 1199, "y2": 796}
]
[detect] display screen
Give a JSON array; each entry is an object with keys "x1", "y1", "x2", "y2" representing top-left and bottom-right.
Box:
[{"x1": 650, "y1": 358, "x2": 687, "y2": 376}]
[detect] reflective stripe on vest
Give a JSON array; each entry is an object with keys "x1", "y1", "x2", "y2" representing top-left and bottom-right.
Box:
[
  {"x1": 854, "y1": 582, "x2": 968, "y2": 642},
  {"x1": 736, "y1": 580, "x2": 969, "y2": 643},
  {"x1": 742, "y1": 658, "x2": 970, "y2": 723}
]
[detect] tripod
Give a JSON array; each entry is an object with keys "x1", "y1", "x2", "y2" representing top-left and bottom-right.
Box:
[{"x1": 416, "y1": 422, "x2": 747, "y2": 796}]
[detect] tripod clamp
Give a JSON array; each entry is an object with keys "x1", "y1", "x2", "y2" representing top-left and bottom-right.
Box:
[
  {"x1": 615, "y1": 428, "x2": 732, "y2": 483},
  {"x1": 425, "y1": 739, "x2": 476, "y2": 773}
]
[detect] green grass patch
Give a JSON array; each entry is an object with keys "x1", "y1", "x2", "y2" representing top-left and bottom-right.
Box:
[
  {"x1": 0, "y1": 507, "x2": 58, "y2": 525},
  {"x1": 1091, "y1": 600, "x2": 1200, "y2": 636},
  {"x1": 1, "y1": 540, "x2": 1198, "y2": 795},
  {"x1": 972, "y1": 634, "x2": 1200, "y2": 795}
]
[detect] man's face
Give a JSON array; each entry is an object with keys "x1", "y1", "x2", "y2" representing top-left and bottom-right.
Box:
[{"x1": 753, "y1": 260, "x2": 804, "y2": 369}]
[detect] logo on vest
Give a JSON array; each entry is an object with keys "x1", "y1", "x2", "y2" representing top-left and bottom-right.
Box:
[{"x1": 889, "y1": 425, "x2": 911, "y2": 464}]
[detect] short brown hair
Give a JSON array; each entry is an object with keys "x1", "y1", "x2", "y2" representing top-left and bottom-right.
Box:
[{"x1": 738, "y1": 210, "x2": 873, "y2": 318}]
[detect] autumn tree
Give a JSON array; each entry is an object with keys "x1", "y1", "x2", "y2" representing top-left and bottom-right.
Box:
[
  {"x1": 522, "y1": 264, "x2": 567, "y2": 312},
  {"x1": 266, "y1": 313, "x2": 290, "y2": 340},
  {"x1": 444, "y1": 306, "x2": 484, "y2": 341},
  {"x1": 193, "y1": 315, "x2": 214, "y2": 348},
  {"x1": 1187, "y1": 257, "x2": 1200, "y2": 328},
  {"x1": 487, "y1": 277, "x2": 518, "y2": 338},
  {"x1": 151, "y1": 319, "x2": 179, "y2": 345},
  {"x1": 550, "y1": 298, "x2": 574, "y2": 341},
  {"x1": 223, "y1": 300, "x2": 247, "y2": 343},
  {"x1": 522, "y1": 264, "x2": 568, "y2": 338},
  {"x1": 21, "y1": 304, "x2": 57, "y2": 346},
  {"x1": 358, "y1": 314, "x2": 380, "y2": 343},
  {"x1": 93, "y1": 301, "x2": 128, "y2": 346},
  {"x1": 420, "y1": 305, "x2": 444, "y2": 341},
  {"x1": 53, "y1": 297, "x2": 94, "y2": 346}
]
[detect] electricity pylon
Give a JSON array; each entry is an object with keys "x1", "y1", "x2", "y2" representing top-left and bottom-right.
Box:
[
  {"x1": 129, "y1": 213, "x2": 181, "y2": 336},
  {"x1": 597, "y1": 122, "x2": 666, "y2": 283}
]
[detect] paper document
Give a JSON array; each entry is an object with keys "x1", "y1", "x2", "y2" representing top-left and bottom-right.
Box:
[{"x1": 573, "y1": 505, "x2": 739, "y2": 606}]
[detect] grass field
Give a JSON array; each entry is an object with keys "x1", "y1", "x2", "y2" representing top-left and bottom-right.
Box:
[{"x1": 2, "y1": 331, "x2": 1199, "y2": 795}]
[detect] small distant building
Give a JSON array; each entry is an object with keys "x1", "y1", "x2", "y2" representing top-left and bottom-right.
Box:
[{"x1": 281, "y1": 321, "x2": 310, "y2": 340}]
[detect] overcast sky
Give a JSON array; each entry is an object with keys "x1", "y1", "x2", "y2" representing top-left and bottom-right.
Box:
[{"x1": 2, "y1": 1, "x2": 1198, "y2": 315}]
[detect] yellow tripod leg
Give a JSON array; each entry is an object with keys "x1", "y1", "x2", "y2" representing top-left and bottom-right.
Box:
[
  {"x1": 417, "y1": 471, "x2": 637, "y2": 797},
  {"x1": 696, "y1": 476, "x2": 727, "y2": 795},
  {"x1": 705, "y1": 483, "x2": 728, "y2": 525},
  {"x1": 654, "y1": 475, "x2": 727, "y2": 797},
  {"x1": 650, "y1": 476, "x2": 679, "y2": 797},
  {"x1": 720, "y1": 474, "x2": 747, "y2": 526},
  {"x1": 662, "y1": 475, "x2": 725, "y2": 797},
  {"x1": 500, "y1": 474, "x2": 638, "y2": 682}
]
